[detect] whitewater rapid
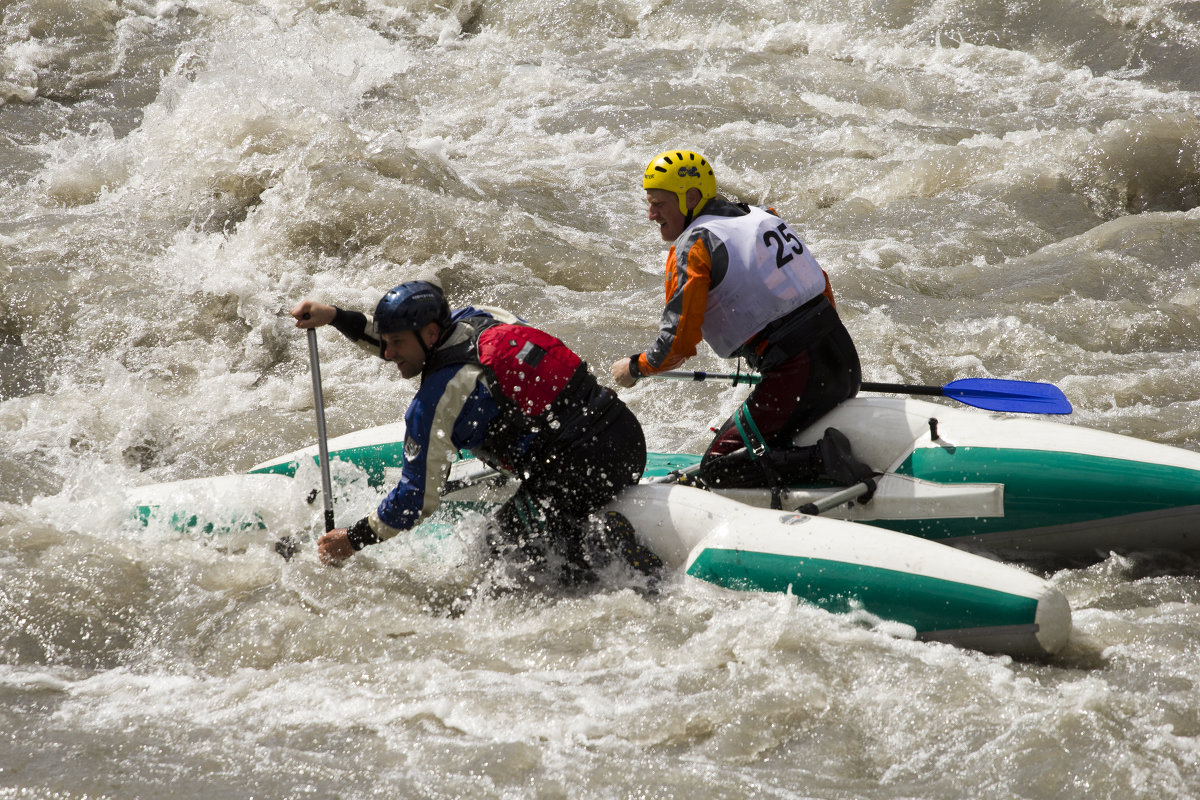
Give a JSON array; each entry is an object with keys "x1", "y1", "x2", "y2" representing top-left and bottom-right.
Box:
[{"x1": 2, "y1": 1, "x2": 1200, "y2": 797}]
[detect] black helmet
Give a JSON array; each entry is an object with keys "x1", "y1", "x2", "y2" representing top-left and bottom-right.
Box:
[{"x1": 373, "y1": 281, "x2": 452, "y2": 337}]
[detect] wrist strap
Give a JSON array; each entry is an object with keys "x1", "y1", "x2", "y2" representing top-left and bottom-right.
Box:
[{"x1": 346, "y1": 517, "x2": 380, "y2": 551}]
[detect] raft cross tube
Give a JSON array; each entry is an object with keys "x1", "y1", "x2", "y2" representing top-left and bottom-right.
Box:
[{"x1": 795, "y1": 479, "x2": 875, "y2": 515}]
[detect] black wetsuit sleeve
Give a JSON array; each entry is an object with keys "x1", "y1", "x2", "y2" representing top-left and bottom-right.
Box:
[{"x1": 330, "y1": 307, "x2": 384, "y2": 358}]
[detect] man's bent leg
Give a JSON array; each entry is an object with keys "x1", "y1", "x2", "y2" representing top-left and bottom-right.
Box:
[
  {"x1": 704, "y1": 351, "x2": 811, "y2": 462},
  {"x1": 490, "y1": 404, "x2": 648, "y2": 584}
]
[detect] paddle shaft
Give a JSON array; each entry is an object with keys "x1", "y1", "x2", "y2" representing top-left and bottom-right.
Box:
[
  {"x1": 307, "y1": 327, "x2": 336, "y2": 532},
  {"x1": 658, "y1": 370, "x2": 761, "y2": 385},
  {"x1": 662, "y1": 371, "x2": 1046, "y2": 400},
  {"x1": 654, "y1": 371, "x2": 1071, "y2": 414},
  {"x1": 861, "y1": 381, "x2": 940, "y2": 396},
  {"x1": 659, "y1": 370, "x2": 1037, "y2": 398}
]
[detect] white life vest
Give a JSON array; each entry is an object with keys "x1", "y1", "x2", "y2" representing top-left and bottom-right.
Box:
[{"x1": 691, "y1": 206, "x2": 827, "y2": 357}]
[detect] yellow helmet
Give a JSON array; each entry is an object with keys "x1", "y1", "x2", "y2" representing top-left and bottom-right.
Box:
[{"x1": 643, "y1": 150, "x2": 716, "y2": 216}]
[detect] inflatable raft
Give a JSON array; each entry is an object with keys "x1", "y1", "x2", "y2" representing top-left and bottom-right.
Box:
[
  {"x1": 124, "y1": 431, "x2": 1074, "y2": 659},
  {"x1": 248, "y1": 395, "x2": 1200, "y2": 560}
]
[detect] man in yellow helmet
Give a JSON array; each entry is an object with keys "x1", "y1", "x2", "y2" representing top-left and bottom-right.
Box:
[{"x1": 611, "y1": 150, "x2": 870, "y2": 490}]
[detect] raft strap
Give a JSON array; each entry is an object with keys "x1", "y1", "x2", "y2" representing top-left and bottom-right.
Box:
[{"x1": 732, "y1": 403, "x2": 787, "y2": 508}]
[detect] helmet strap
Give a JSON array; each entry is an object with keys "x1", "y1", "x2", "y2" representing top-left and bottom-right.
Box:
[
  {"x1": 416, "y1": 322, "x2": 449, "y2": 368},
  {"x1": 681, "y1": 188, "x2": 703, "y2": 228}
]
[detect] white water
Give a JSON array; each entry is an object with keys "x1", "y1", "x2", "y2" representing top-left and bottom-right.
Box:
[{"x1": 2, "y1": 1, "x2": 1200, "y2": 797}]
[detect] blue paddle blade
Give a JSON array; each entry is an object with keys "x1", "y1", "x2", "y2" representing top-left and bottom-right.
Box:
[{"x1": 942, "y1": 378, "x2": 1073, "y2": 414}]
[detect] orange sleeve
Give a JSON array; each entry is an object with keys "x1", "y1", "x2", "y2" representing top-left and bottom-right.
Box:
[
  {"x1": 822, "y1": 270, "x2": 836, "y2": 309},
  {"x1": 636, "y1": 239, "x2": 713, "y2": 376}
]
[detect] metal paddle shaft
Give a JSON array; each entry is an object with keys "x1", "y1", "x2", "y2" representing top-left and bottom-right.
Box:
[
  {"x1": 658, "y1": 370, "x2": 762, "y2": 385},
  {"x1": 307, "y1": 327, "x2": 336, "y2": 532},
  {"x1": 656, "y1": 371, "x2": 1071, "y2": 414}
]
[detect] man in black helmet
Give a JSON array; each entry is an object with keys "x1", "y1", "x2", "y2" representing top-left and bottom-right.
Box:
[{"x1": 290, "y1": 281, "x2": 660, "y2": 584}]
